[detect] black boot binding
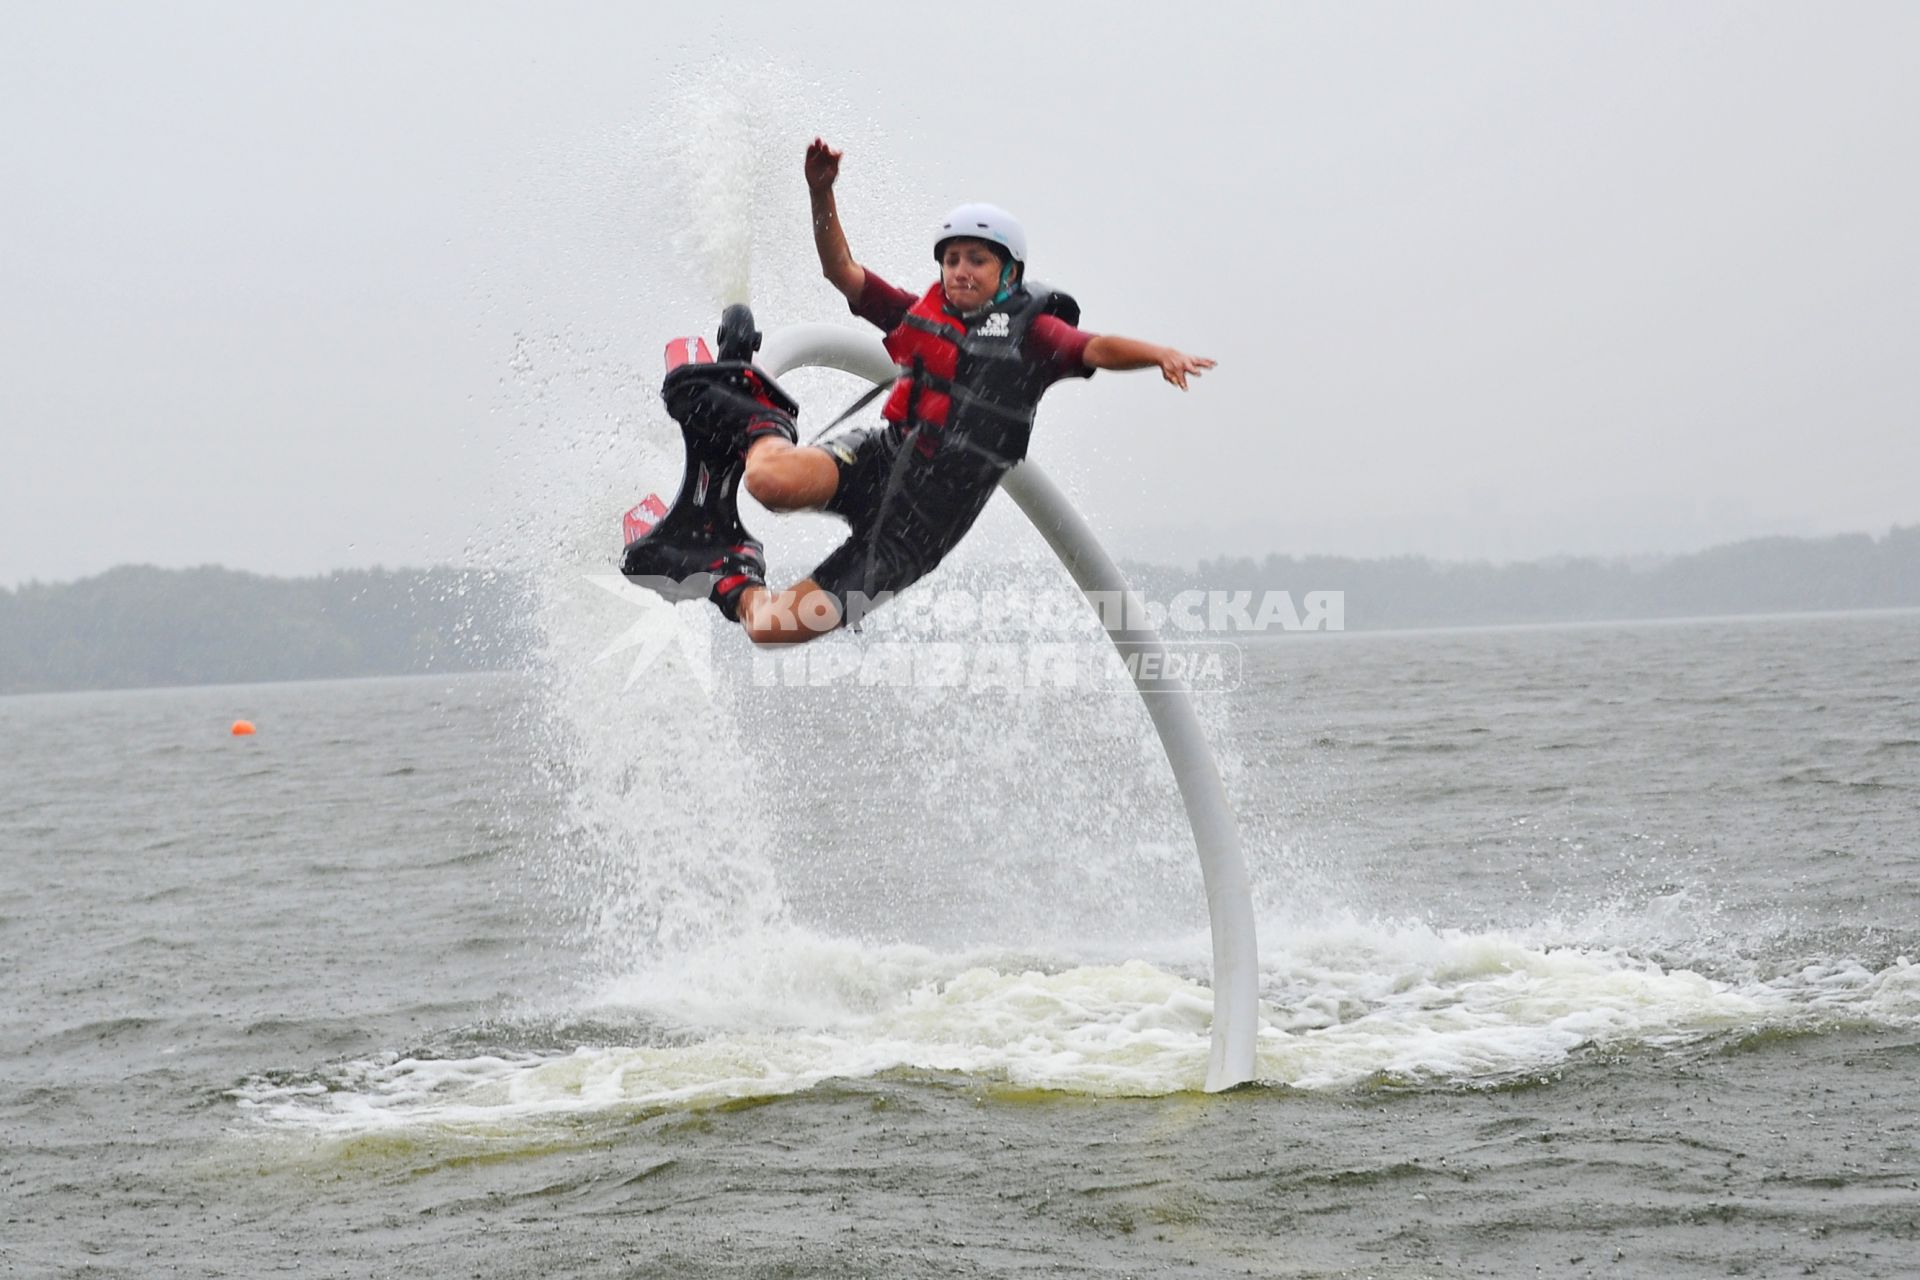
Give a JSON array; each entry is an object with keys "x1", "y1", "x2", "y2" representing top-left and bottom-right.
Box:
[{"x1": 621, "y1": 305, "x2": 800, "y2": 622}]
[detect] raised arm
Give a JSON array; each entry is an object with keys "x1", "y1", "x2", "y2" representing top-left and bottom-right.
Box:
[
  {"x1": 806, "y1": 138, "x2": 865, "y2": 305},
  {"x1": 1083, "y1": 334, "x2": 1217, "y2": 390}
]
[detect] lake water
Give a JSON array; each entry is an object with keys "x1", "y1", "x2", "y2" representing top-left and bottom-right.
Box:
[{"x1": 3, "y1": 607, "x2": 1917, "y2": 1277}]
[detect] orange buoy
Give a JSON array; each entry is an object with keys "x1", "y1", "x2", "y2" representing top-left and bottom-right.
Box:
[{"x1": 230, "y1": 719, "x2": 256, "y2": 736}]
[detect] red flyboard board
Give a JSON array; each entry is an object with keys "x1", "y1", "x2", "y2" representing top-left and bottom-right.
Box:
[
  {"x1": 664, "y1": 335, "x2": 713, "y2": 372},
  {"x1": 623, "y1": 492, "x2": 670, "y2": 544}
]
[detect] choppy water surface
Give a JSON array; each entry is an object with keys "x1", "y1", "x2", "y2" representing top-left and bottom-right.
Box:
[{"x1": 3, "y1": 610, "x2": 1917, "y2": 1278}]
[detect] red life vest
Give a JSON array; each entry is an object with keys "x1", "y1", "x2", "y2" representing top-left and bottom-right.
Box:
[{"x1": 879, "y1": 282, "x2": 1081, "y2": 469}]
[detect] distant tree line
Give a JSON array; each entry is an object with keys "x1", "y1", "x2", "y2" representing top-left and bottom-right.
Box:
[
  {"x1": 0, "y1": 565, "x2": 530, "y2": 695},
  {"x1": 1170, "y1": 526, "x2": 1920, "y2": 630},
  {"x1": 2, "y1": 528, "x2": 1915, "y2": 693}
]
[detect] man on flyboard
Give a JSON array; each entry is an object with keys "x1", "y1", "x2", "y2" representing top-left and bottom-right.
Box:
[{"x1": 621, "y1": 138, "x2": 1215, "y2": 645}]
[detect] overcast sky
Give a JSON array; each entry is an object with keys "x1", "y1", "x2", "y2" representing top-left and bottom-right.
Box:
[{"x1": 4, "y1": 1, "x2": 1916, "y2": 586}]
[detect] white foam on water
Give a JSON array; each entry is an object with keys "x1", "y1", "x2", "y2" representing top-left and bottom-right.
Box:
[
  {"x1": 1765, "y1": 953, "x2": 1920, "y2": 1023},
  {"x1": 1259, "y1": 919, "x2": 1767, "y2": 1089},
  {"x1": 234, "y1": 922, "x2": 1919, "y2": 1139}
]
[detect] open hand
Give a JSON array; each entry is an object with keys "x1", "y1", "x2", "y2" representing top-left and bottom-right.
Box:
[
  {"x1": 1160, "y1": 350, "x2": 1216, "y2": 390},
  {"x1": 805, "y1": 138, "x2": 842, "y2": 192}
]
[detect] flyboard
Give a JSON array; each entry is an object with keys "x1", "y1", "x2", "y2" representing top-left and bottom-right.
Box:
[
  {"x1": 620, "y1": 304, "x2": 795, "y2": 602},
  {"x1": 619, "y1": 306, "x2": 1262, "y2": 1093}
]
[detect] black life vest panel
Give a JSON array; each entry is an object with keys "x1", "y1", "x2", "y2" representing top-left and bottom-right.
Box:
[{"x1": 880, "y1": 282, "x2": 1083, "y2": 473}]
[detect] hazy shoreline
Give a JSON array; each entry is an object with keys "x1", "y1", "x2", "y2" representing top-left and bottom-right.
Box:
[{"x1": 2, "y1": 525, "x2": 1914, "y2": 694}]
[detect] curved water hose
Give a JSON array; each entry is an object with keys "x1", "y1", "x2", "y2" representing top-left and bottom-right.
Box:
[{"x1": 760, "y1": 322, "x2": 1260, "y2": 1091}]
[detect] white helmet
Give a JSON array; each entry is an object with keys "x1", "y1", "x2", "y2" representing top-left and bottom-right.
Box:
[{"x1": 934, "y1": 202, "x2": 1027, "y2": 266}]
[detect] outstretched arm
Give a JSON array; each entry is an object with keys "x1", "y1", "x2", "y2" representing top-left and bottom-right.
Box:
[
  {"x1": 806, "y1": 138, "x2": 865, "y2": 305},
  {"x1": 1083, "y1": 335, "x2": 1216, "y2": 390}
]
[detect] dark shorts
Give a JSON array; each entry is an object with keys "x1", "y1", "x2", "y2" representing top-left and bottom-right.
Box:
[{"x1": 808, "y1": 423, "x2": 997, "y2": 625}]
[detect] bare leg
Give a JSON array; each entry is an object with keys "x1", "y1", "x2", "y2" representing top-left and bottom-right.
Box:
[
  {"x1": 733, "y1": 578, "x2": 843, "y2": 645},
  {"x1": 729, "y1": 438, "x2": 843, "y2": 642},
  {"x1": 744, "y1": 437, "x2": 840, "y2": 512}
]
